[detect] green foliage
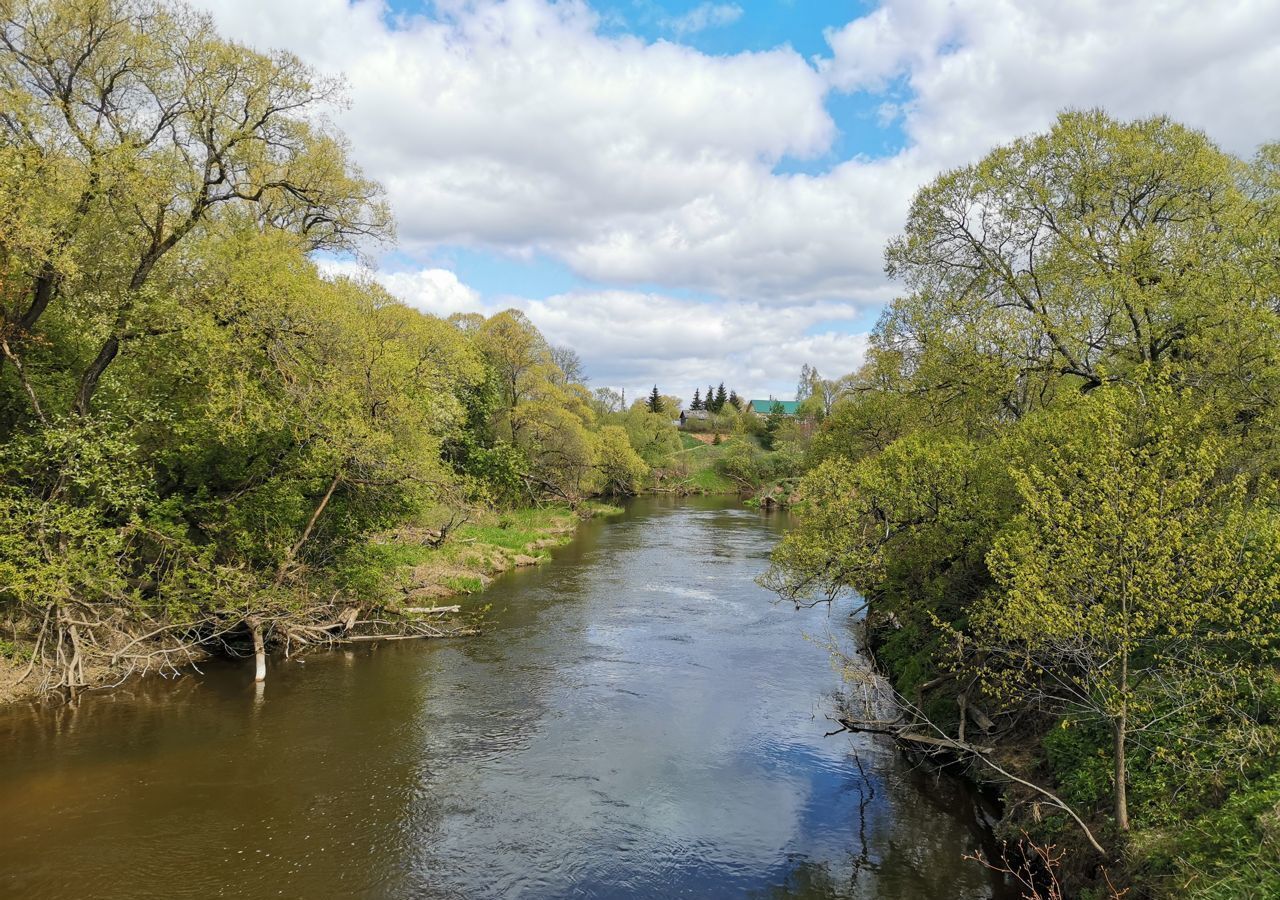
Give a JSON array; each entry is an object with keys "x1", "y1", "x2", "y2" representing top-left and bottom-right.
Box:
[
  {"x1": 765, "y1": 109, "x2": 1280, "y2": 892},
  {"x1": 0, "y1": 0, "x2": 675, "y2": 693},
  {"x1": 760, "y1": 402, "x2": 787, "y2": 450},
  {"x1": 621, "y1": 407, "x2": 682, "y2": 465},
  {"x1": 1160, "y1": 773, "x2": 1280, "y2": 899},
  {"x1": 595, "y1": 425, "x2": 649, "y2": 495},
  {"x1": 1043, "y1": 719, "x2": 1114, "y2": 812}
]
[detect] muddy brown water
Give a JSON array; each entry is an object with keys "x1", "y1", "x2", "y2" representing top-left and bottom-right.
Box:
[{"x1": 0, "y1": 496, "x2": 1011, "y2": 899}]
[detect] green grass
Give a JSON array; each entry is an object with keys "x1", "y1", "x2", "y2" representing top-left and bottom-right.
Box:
[
  {"x1": 340, "y1": 503, "x2": 589, "y2": 602},
  {"x1": 654, "y1": 434, "x2": 754, "y2": 494},
  {"x1": 457, "y1": 504, "x2": 583, "y2": 551},
  {"x1": 690, "y1": 467, "x2": 735, "y2": 492},
  {"x1": 441, "y1": 575, "x2": 486, "y2": 594},
  {"x1": 458, "y1": 523, "x2": 547, "y2": 551}
]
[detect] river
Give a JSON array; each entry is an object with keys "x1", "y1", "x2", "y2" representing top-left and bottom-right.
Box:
[{"x1": 0, "y1": 496, "x2": 1009, "y2": 899}]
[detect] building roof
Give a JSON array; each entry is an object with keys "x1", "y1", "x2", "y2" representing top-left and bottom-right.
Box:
[{"x1": 747, "y1": 399, "x2": 801, "y2": 415}]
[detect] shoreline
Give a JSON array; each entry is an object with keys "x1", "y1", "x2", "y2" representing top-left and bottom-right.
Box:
[{"x1": 0, "y1": 501, "x2": 624, "y2": 706}]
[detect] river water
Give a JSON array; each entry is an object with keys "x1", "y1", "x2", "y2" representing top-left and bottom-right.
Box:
[{"x1": 0, "y1": 496, "x2": 1009, "y2": 899}]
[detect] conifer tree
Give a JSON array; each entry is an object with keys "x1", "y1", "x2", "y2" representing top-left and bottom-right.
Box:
[
  {"x1": 691, "y1": 388, "x2": 702, "y2": 410},
  {"x1": 714, "y1": 383, "x2": 728, "y2": 412},
  {"x1": 647, "y1": 385, "x2": 663, "y2": 413}
]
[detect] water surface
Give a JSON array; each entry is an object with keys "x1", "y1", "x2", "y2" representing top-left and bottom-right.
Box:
[{"x1": 0, "y1": 496, "x2": 1008, "y2": 899}]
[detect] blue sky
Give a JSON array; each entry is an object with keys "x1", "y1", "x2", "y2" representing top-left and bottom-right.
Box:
[{"x1": 204, "y1": 0, "x2": 1280, "y2": 401}]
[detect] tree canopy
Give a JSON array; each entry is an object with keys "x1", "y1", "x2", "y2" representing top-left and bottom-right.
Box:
[{"x1": 766, "y1": 110, "x2": 1280, "y2": 892}]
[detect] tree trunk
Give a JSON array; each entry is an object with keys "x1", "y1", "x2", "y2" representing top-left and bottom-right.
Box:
[
  {"x1": 251, "y1": 620, "x2": 266, "y2": 683},
  {"x1": 19, "y1": 262, "x2": 60, "y2": 332},
  {"x1": 73, "y1": 333, "x2": 121, "y2": 416},
  {"x1": 276, "y1": 472, "x2": 342, "y2": 583},
  {"x1": 1113, "y1": 716, "x2": 1129, "y2": 831},
  {"x1": 1114, "y1": 645, "x2": 1130, "y2": 831}
]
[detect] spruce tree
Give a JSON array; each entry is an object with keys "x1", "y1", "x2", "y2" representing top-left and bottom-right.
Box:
[
  {"x1": 728, "y1": 390, "x2": 741, "y2": 410},
  {"x1": 706, "y1": 385, "x2": 716, "y2": 412},
  {"x1": 647, "y1": 385, "x2": 663, "y2": 413},
  {"x1": 714, "y1": 383, "x2": 728, "y2": 412},
  {"x1": 691, "y1": 388, "x2": 702, "y2": 411}
]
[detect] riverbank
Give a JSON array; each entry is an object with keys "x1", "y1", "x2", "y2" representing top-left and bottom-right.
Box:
[
  {"x1": 0, "y1": 495, "x2": 1012, "y2": 900},
  {"x1": 858, "y1": 608, "x2": 1216, "y2": 898},
  {"x1": 650, "y1": 432, "x2": 802, "y2": 501},
  {"x1": 357, "y1": 502, "x2": 621, "y2": 604},
  {"x1": 0, "y1": 501, "x2": 622, "y2": 705}
]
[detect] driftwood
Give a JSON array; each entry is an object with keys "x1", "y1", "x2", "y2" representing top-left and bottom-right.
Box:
[
  {"x1": 830, "y1": 712, "x2": 1106, "y2": 856},
  {"x1": 422, "y1": 510, "x2": 468, "y2": 549},
  {"x1": 11, "y1": 592, "x2": 472, "y2": 700}
]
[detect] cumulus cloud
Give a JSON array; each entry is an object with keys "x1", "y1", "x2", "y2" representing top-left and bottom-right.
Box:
[
  {"x1": 823, "y1": 0, "x2": 1280, "y2": 165},
  {"x1": 199, "y1": 0, "x2": 1279, "y2": 306},
  {"x1": 197, "y1": 0, "x2": 883, "y2": 303},
  {"x1": 522, "y1": 290, "x2": 870, "y2": 402},
  {"x1": 317, "y1": 259, "x2": 482, "y2": 317},
  {"x1": 204, "y1": 0, "x2": 1279, "y2": 391},
  {"x1": 318, "y1": 263, "x2": 869, "y2": 399},
  {"x1": 662, "y1": 3, "x2": 744, "y2": 37}
]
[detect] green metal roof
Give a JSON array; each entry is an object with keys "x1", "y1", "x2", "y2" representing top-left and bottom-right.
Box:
[{"x1": 747, "y1": 399, "x2": 801, "y2": 414}]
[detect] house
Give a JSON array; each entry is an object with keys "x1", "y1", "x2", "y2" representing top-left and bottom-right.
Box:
[
  {"x1": 745, "y1": 399, "x2": 802, "y2": 416},
  {"x1": 679, "y1": 407, "x2": 713, "y2": 429}
]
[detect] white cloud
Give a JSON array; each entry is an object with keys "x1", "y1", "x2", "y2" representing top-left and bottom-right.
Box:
[
  {"x1": 323, "y1": 262, "x2": 869, "y2": 398},
  {"x1": 522, "y1": 290, "x2": 869, "y2": 401},
  {"x1": 317, "y1": 259, "x2": 482, "y2": 316},
  {"x1": 203, "y1": 0, "x2": 1279, "y2": 390},
  {"x1": 197, "y1": 0, "x2": 880, "y2": 303},
  {"x1": 823, "y1": 0, "x2": 1280, "y2": 165},
  {"x1": 662, "y1": 3, "x2": 744, "y2": 37},
  {"x1": 199, "y1": 0, "x2": 1279, "y2": 307}
]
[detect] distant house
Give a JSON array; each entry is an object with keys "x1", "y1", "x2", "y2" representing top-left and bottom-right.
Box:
[
  {"x1": 745, "y1": 399, "x2": 802, "y2": 416},
  {"x1": 679, "y1": 407, "x2": 713, "y2": 429}
]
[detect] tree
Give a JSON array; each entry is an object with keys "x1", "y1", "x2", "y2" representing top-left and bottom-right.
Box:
[
  {"x1": 714, "y1": 383, "x2": 728, "y2": 412},
  {"x1": 974, "y1": 382, "x2": 1280, "y2": 832},
  {"x1": 0, "y1": 0, "x2": 391, "y2": 418},
  {"x1": 760, "y1": 111, "x2": 1280, "y2": 887},
  {"x1": 882, "y1": 109, "x2": 1258, "y2": 421},
  {"x1": 475, "y1": 310, "x2": 556, "y2": 442},
  {"x1": 797, "y1": 364, "x2": 819, "y2": 402},
  {"x1": 622, "y1": 407, "x2": 681, "y2": 465},
  {"x1": 591, "y1": 386, "x2": 623, "y2": 417},
  {"x1": 761, "y1": 402, "x2": 787, "y2": 450},
  {"x1": 691, "y1": 388, "x2": 702, "y2": 411},
  {"x1": 706, "y1": 384, "x2": 716, "y2": 412},
  {"x1": 595, "y1": 425, "x2": 648, "y2": 495},
  {"x1": 728, "y1": 390, "x2": 742, "y2": 411},
  {"x1": 647, "y1": 385, "x2": 663, "y2": 413},
  {"x1": 550, "y1": 345, "x2": 587, "y2": 385}
]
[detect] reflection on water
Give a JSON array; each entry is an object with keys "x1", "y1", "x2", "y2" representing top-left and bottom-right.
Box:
[{"x1": 0, "y1": 496, "x2": 1009, "y2": 899}]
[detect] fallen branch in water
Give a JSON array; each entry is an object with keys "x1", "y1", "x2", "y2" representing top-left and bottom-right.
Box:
[
  {"x1": 828, "y1": 700, "x2": 1107, "y2": 857},
  {"x1": 8, "y1": 595, "x2": 472, "y2": 700}
]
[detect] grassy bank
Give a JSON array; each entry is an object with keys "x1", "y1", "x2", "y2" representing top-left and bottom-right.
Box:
[
  {"x1": 653, "y1": 432, "x2": 800, "y2": 497},
  {"x1": 347, "y1": 502, "x2": 622, "y2": 607}
]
